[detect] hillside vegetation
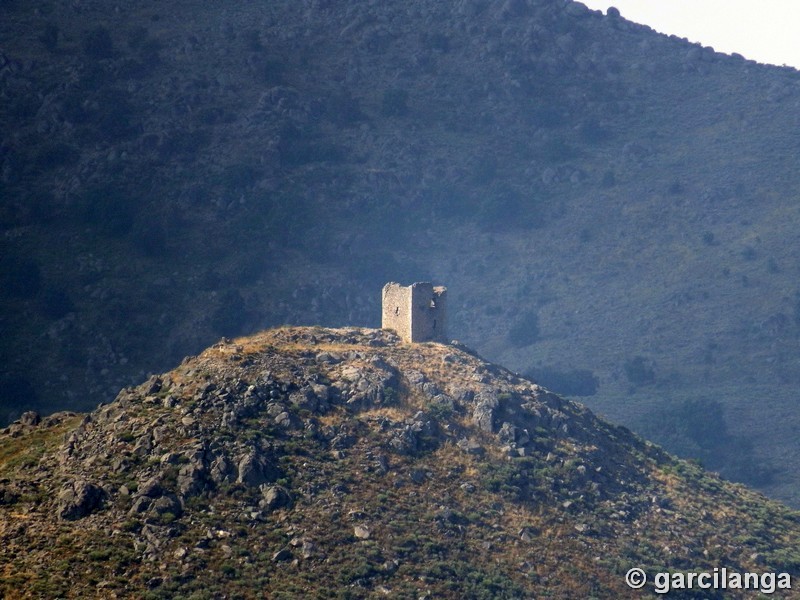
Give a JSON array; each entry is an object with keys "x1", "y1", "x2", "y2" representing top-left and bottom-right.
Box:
[
  {"x1": 3, "y1": 0, "x2": 800, "y2": 504},
  {"x1": 1, "y1": 327, "x2": 799, "y2": 598}
]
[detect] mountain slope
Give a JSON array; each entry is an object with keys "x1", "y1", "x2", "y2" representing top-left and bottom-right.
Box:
[
  {"x1": 1, "y1": 327, "x2": 799, "y2": 598},
  {"x1": 4, "y1": 0, "x2": 800, "y2": 504}
]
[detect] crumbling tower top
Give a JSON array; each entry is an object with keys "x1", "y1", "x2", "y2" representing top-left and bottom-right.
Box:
[{"x1": 382, "y1": 282, "x2": 447, "y2": 343}]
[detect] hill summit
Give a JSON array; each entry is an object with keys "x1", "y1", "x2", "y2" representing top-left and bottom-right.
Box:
[{"x1": 1, "y1": 326, "x2": 799, "y2": 598}]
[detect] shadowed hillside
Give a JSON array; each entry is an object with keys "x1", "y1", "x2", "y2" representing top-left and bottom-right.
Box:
[{"x1": 3, "y1": 1, "x2": 800, "y2": 504}]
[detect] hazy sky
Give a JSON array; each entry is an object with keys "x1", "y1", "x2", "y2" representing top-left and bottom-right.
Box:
[{"x1": 580, "y1": 0, "x2": 800, "y2": 69}]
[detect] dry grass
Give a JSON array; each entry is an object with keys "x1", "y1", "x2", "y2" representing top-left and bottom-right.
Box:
[{"x1": 0, "y1": 415, "x2": 82, "y2": 473}]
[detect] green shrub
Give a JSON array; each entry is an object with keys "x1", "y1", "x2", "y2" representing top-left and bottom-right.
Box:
[
  {"x1": 34, "y1": 143, "x2": 79, "y2": 171},
  {"x1": 601, "y1": 170, "x2": 616, "y2": 187},
  {"x1": 88, "y1": 548, "x2": 112, "y2": 561},
  {"x1": 83, "y1": 26, "x2": 115, "y2": 58},
  {"x1": 508, "y1": 311, "x2": 540, "y2": 347},
  {"x1": 39, "y1": 23, "x2": 59, "y2": 52},
  {"x1": 579, "y1": 120, "x2": 612, "y2": 144},
  {"x1": 623, "y1": 356, "x2": 656, "y2": 386},
  {"x1": 0, "y1": 255, "x2": 41, "y2": 298},
  {"x1": 541, "y1": 138, "x2": 578, "y2": 163},
  {"x1": 80, "y1": 184, "x2": 136, "y2": 237},
  {"x1": 40, "y1": 287, "x2": 75, "y2": 320},
  {"x1": 382, "y1": 88, "x2": 409, "y2": 117}
]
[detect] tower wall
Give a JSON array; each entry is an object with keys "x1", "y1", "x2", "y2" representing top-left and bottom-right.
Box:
[
  {"x1": 382, "y1": 282, "x2": 447, "y2": 343},
  {"x1": 382, "y1": 282, "x2": 413, "y2": 342}
]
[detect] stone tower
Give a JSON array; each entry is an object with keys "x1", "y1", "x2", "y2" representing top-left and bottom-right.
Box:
[{"x1": 382, "y1": 282, "x2": 447, "y2": 343}]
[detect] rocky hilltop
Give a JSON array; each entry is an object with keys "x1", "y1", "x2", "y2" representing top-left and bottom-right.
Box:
[
  {"x1": 1, "y1": 327, "x2": 799, "y2": 598},
  {"x1": 7, "y1": 0, "x2": 800, "y2": 504}
]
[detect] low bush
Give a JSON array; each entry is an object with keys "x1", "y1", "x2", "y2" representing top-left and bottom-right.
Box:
[
  {"x1": 39, "y1": 23, "x2": 59, "y2": 52},
  {"x1": 83, "y1": 26, "x2": 115, "y2": 58},
  {"x1": 638, "y1": 398, "x2": 777, "y2": 487},
  {"x1": 381, "y1": 88, "x2": 409, "y2": 117},
  {"x1": 0, "y1": 256, "x2": 40, "y2": 299},
  {"x1": 525, "y1": 366, "x2": 599, "y2": 396},
  {"x1": 80, "y1": 185, "x2": 136, "y2": 237},
  {"x1": 40, "y1": 287, "x2": 75, "y2": 319},
  {"x1": 34, "y1": 143, "x2": 79, "y2": 172},
  {"x1": 623, "y1": 356, "x2": 656, "y2": 386},
  {"x1": 508, "y1": 311, "x2": 540, "y2": 347}
]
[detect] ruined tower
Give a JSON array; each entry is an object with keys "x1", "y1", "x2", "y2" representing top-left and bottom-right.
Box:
[{"x1": 382, "y1": 282, "x2": 447, "y2": 343}]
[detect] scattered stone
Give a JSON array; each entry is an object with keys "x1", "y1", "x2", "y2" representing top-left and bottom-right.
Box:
[
  {"x1": 19, "y1": 411, "x2": 41, "y2": 426},
  {"x1": 497, "y1": 422, "x2": 517, "y2": 444},
  {"x1": 0, "y1": 485, "x2": 20, "y2": 505},
  {"x1": 375, "y1": 454, "x2": 389, "y2": 474},
  {"x1": 409, "y1": 469, "x2": 426, "y2": 484},
  {"x1": 145, "y1": 377, "x2": 163, "y2": 395},
  {"x1": 289, "y1": 388, "x2": 318, "y2": 412},
  {"x1": 301, "y1": 540, "x2": 317, "y2": 559},
  {"x1": 274, "y1": 411, "x2": 294, "y2": 428},
  {"x1": 457, "y1": 438, "x2": 484, "y2": 455},
  {"x1": 316, "y1": 352, "x2": 342, "y2": 365},
  {"x1": 272, "y1": 547, "x2": 293, "y2": 562}
]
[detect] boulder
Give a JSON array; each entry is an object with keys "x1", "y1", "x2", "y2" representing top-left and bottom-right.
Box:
[
  {"x1": 210, "y1": 455, "x2": 235, "y2": 484},
  {"x1": 272, "y1": 547, "x2": 293, "y2": 562},
  {"x1": 457, "y1": 438, "x2": 484, "y2": 455},
  {"x1": 149, "y1": 493, "x2": 183, "y2": 520},
  {"x1": 178, "y1": 463, "x2": 207, "y2": 496},
  {"x1": 472, "y1": 391, "x2": 499, "y2": 432},
  {"x1": 57, "y1": 480, "x2": 105, "y2": 520},
  {"x1": 19, "y1": 411, "x2": 41, "y2": 426},
  {"x1": 259, "y1": 485, "x2": 291, "y2": 511},
  {"x1": 0, "y1": 484, "x2": 20, "y2": 505},
  {"x1": 138, "y1": 476, "x2": 164, "y2": 498},
  {"x1": 289, "y1": 387, "x2": 318, "y2": 412},
  {"x1": 237, "y1": 451, "x2": 278, "y2": 487},
  {"x1": 497, "y1": 422, "x2": 517, "y2": 444}
]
